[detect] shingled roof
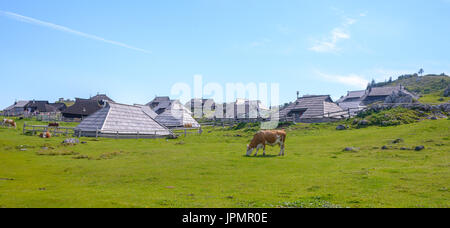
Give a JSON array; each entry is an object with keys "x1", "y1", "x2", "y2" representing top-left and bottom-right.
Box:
[
  {"x1": 25, "y1": 101, "x2": 58, "y2": 113},
  {"x1": 49, "y1": 103, "x2": 67, "y2": 112},
  {"x1": 90, "y1": 94, "x2": 114, "y2": 103},
  {"x1": 3, "y1": 100, "x2": 30, "y2": 111},
  {"x1": 155, "y1": 100, "x2": 200, "y2": 128},
  {"x1": 280, "y1": 95, "x2": 344, "y2": 119},
  {"x1": 62, "y1": 98, "x2": 103, "y2": 118},
  {"x1": 75, "y1": 102, "x2": 171, "y2": 137}
]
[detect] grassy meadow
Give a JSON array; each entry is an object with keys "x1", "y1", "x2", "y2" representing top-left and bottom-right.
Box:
[{"x1": 0, "y1": 118, "x2": 449, "y2": 208}]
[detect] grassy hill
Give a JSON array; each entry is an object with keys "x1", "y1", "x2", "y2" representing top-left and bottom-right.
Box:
[
  {"x1": 0, "y1": 117, "x2": 448, "y2": 208},
  {"x1": 374, "y1": 74, "x2": 450, "y2": 104}
]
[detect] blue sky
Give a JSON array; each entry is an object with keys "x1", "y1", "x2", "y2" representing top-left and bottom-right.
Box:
[{"x1": 1, "y1": 0, "x2": 450, "y2": 108}]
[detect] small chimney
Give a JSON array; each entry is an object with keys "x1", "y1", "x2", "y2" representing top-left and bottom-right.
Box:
[{"x1": 296, "y1": 91, "x2": 300, "y2": 99}]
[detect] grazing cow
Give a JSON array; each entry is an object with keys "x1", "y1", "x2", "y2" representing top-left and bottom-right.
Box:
[
  {"x1": 2, "y1": 119, "x2": 16, "y2": 128},
  {"x1": 184, "y1": 123, "x2": 193, "y2": 128},
  {"x1": 48, "y1": 122, "x2": 59, "y2": 127},
  {"x1": 39, "y1": 131, "x2": 52, "y2": 138},
  {"x1": 246, "y1": 130, "x2": 286, "y2": 156}
]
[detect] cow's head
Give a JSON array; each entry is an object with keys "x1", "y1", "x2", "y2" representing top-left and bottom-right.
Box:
[{"x1": 246, "y1": 144, "x2": 254, "y2": 156}]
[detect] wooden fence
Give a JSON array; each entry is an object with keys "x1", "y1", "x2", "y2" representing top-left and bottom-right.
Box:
[
  {"x1": 171, "y1": 127, "x2": 203, "y2": 137},
  {"x1": 23, "y1": 123, "x2": 75, "y2": 136}
]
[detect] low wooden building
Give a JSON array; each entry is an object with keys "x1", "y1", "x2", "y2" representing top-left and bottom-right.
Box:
[
  {"x1": 2, "y1": 100, "x2": 30, "y2": 116},
  {"x1": 75, "y1": 102, "x2": 171, "y2": 138},
  {"x1": 280, "y1": 95, "x2": 347, "y2": 123},
  {"x1": 90, "y1": 94, "x2": 115, "y2": 104},
  {"x1": 25, "y1": 100, "x2": 58, "y2": 114},
  {"x1": 146, "y1": 96, "x2": 173, "y2": 115},
  {"x1": 337, "y1": 86, "x2": 418, "y2": 113},
  {"x1": 185, "y1": 98, "x2": 215, "y2": 118},
  {"x1": 62, "y1": 98, "x2": 103, "y2": 119},
  {"x1": 155, "y1": 100, "x2": 201, "y2": 128}
]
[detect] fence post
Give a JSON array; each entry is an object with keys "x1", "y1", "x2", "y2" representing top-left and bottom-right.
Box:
[
  {"x1": 23, "y1": 123, "x2": 26, "y2": 135},
  {"x1": 96, "y1": 128, "x2": 98, "y2": 140},
  {"x1": 116, "y1": 131, "x2": 119, "y2": 139},
  {"x1": 137, "y1": 131, "x2": 139, "y2": 139}
]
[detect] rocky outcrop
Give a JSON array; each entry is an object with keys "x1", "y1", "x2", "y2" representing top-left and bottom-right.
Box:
[
  {"x1": 336, "y1": 125, "x2": 347, "y2": 130},
  {"x1": 62, "y1": 138, "x2": 79, "y2": 145},
  {"x1": 444, "y1": 87, "x2": 450, "y2": 97},
  {"x1": 385, "y1": 90, "x2": 415, "y2": 104}
]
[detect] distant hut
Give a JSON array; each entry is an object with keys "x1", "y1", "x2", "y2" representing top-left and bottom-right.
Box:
[
  {"x1": 280, "y1": 95, "x2": 346, "y2": 123},
  {"x1": 155, "y1": 100, "x2": 201, "y2": 128},
  {"x1": 338, "y1": 86, "x2": 418, "y2": 111},
  {"x1": 185, "y1": 98, "x2": 216, "y2": 118},
  {"x1": 49, "y1": 103, "x2": 67, "y2": 112},
  {"x1": 62, "y1": 98, "x2": 103, "y2": 120},
  {"x1": 25, "y1": 100, "x2": 58, "y2": 114},
  {"x1": 336, "y1": 90, "x2": 367, "y2": 116},
  {"x1": 90, "y1": 94, "x2": 115, "y2": 104},
  {"x1": 146, "y1": 96, "x2": 173, "y2": 114},
  {"x1": 362, "y1": 86, "x2": 417, "y2": 105},
  {"x1": 213, "y1": 99, "x2": 270, "y2": 120},
  {"x1": 75, "y1": 102, "x2": 171, "y2": 138},
  {"x1": 2, "y1": 100, "x2": 30, "y2": 116}
]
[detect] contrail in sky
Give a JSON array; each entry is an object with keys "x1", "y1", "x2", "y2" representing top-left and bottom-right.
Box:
[{"x1": 0, "y1": 10, "x2": 151, "y2": 54}]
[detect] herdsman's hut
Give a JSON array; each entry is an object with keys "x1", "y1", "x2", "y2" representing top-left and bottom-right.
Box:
[
  {"x1": 90, "y1": 94, "x2": 115, "y2": 104},
  {"x1": 62, "y1": 98, "x2": 103, "y2": 120},
  {"x1": 75, "y1": 102, "x2": 171, "y2": 138},
  {"x1": 280, "y1": 95, "x2": 347, "y2": 123},
  {"x1": 185, "y1": 98, "x2": 216, "y2": 118},
  {"x1": 2, "y1": 100, "x2": 30, "y2": 116},
  {"x1": 146, "y1": 96, "x2": 172, "y2": 114},
  {"x1": 155, "y1": 100, "x2": 201, "y2": 128},
  {"x1": 25, "y1": 100, "x2": 58, "y2": 114},
  {"x1": 337, "y1": 86, "x2": 418, "y2": 114}
]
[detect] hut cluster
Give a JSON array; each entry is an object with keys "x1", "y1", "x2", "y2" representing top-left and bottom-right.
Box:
[{"x1": 2, "y1": 85, "x2": 417, "y2": 138}]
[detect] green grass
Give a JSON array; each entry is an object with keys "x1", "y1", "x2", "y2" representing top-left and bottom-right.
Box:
[
  {"x1": 0, "y1": 118, "x2": 449, "y2": 208},
  {"x1": 418, "y1": 92, "x2": 450, "y2": 104}
]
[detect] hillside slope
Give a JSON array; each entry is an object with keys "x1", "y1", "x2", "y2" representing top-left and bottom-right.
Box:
[{"x1": 374, "y1": 74, "x2": 450, "y2": 103}]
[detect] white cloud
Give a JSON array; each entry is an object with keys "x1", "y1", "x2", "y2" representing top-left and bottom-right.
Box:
[
  {"x1": 315, "y1": 70, "x2": 369, "y2": 89},
  {"x1": 309, "y1": 28, "x2": 350, "y2": 53},
  {"x1": 0, "y1": 10, "x2": 151, "y2": 54},
  {"x1": 309, "y1": 11, "x2": 366, "y2": 53}
]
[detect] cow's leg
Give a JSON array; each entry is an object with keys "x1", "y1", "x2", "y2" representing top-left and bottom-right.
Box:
[
  {"x1": 263, "y1": 144, "x2": 266, "y2": 156},
  {"x1": 278, "y1": 143, "x2": 284, "y2": 156},
  {"x1": 254, "y1": 147, "x2": 258, "y2": 156}
]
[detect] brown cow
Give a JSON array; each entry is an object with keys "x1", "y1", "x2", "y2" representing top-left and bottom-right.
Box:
[
  {"x1": 246, "y1": 130, "x2": 286, "y2": 156},
  {"x1": 39, "y1": 131, "x2": 52, "y2": 138},
  {"x1": 48, "y1": 122, "x2": 59, "y2": 127},
  {"x1": 2, "y1": 119, "x2": 16, "y2": 128}
]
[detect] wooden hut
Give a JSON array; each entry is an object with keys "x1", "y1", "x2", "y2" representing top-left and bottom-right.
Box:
[
  {"x1": 62, "y1": 98, "x2": 103, "y2": 120},
  {"x1": 75, "y1": 102, "x2": 171, "y2": 138},
  {"x1": 155, "y1": 100, "x2": 200, "y2": 128},
  {"x1": 280, "y1": 95, "x2": 346, "y2": 123}
]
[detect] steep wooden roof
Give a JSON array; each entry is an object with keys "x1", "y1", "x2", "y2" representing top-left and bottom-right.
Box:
[
  {"x1": 75, "y1": 102, "x2": 171, "y2": 136},
  {"x1": 62, "y1": 98, "x2": 103, "y2": 116},
  {"x1": 280, "y1": 95, "x2": 344, "y2": 119},
  {"x1": 90, "y1": 94, "x2": 114, "y2": 102}
]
